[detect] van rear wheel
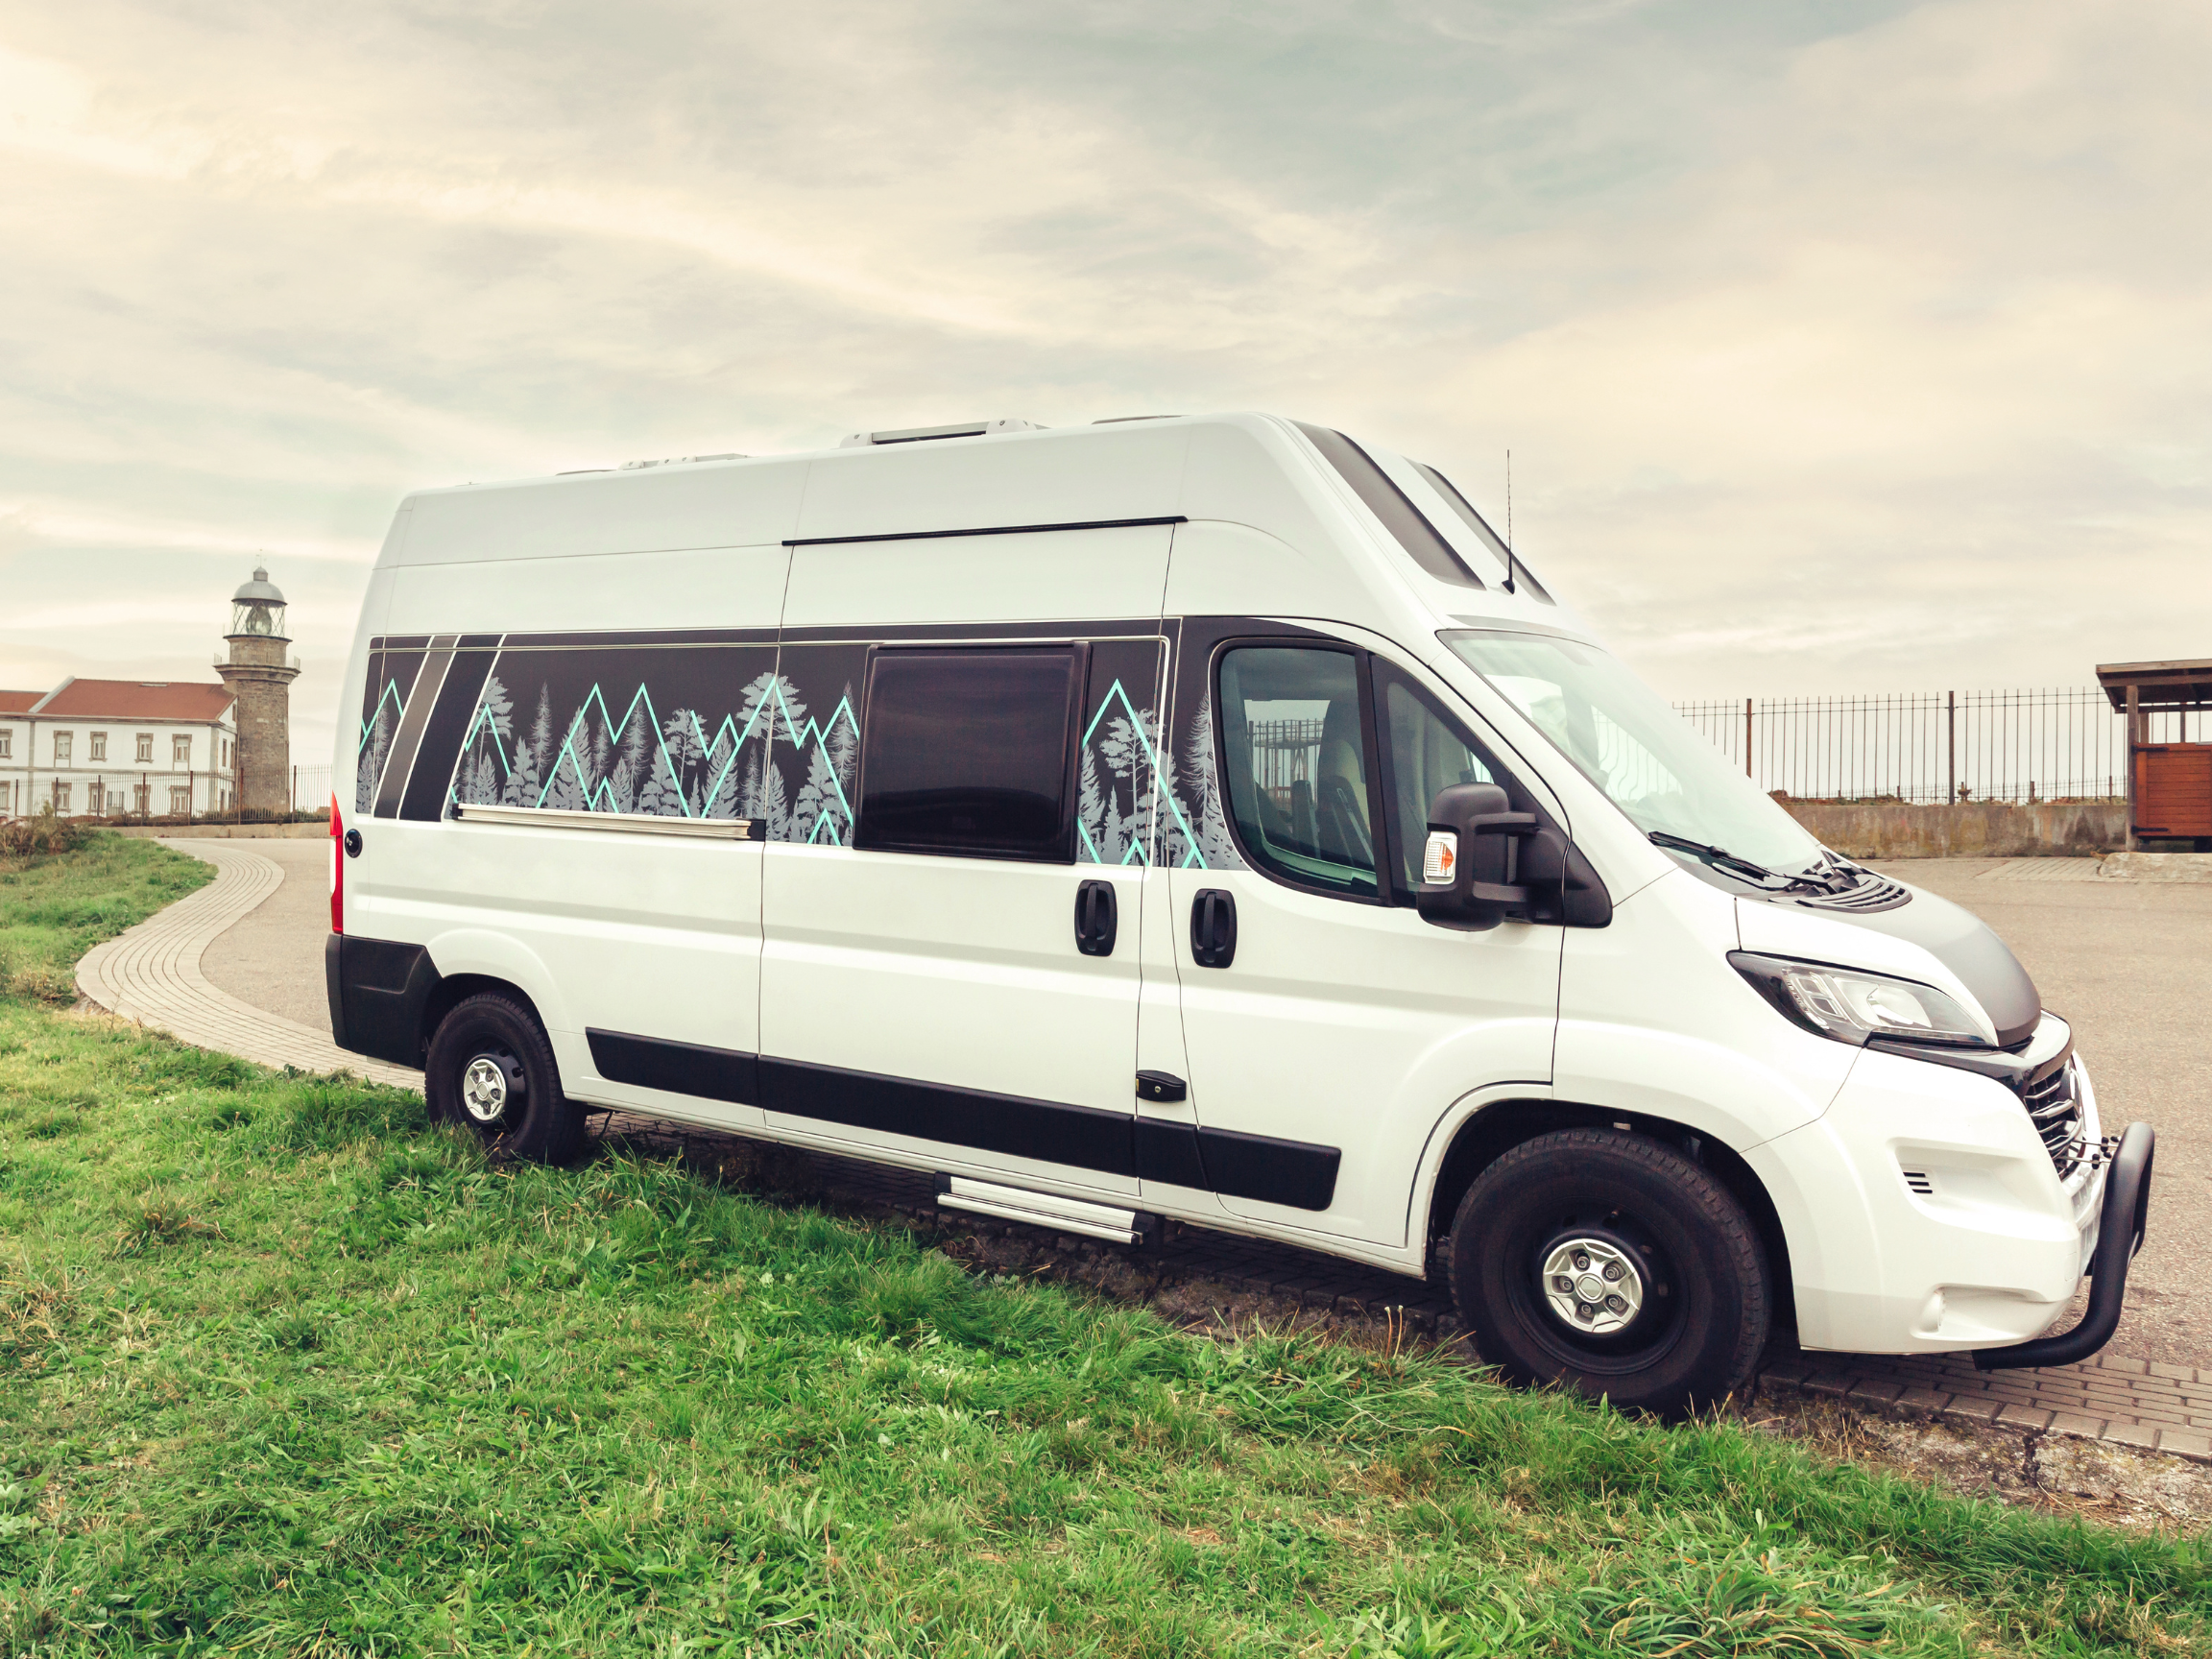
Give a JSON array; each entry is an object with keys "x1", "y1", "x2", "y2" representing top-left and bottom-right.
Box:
[
  {"x1": 425, "y1": 991, "x2": 584, "y2": 1164},
  {"x1": 1447, "y1": 1129, "x2": 1768, "y2": 1418}
]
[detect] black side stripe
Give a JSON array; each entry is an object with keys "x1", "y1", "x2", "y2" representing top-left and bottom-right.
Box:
[
  {"x1": 401, "y1": 648, "x2": 495, "y2": 822},
  {"x1": 759, "y1": 1055, "x2": 1136, "y2": 1177},
  {"x1": 589, "y1": 1029, "x2": 758, "y2": 1105},
  {"x1": 582, "y1": 1033, "x2": 1341, "y2": 1212},
  {"x1": 373, "y1": 635, "x2": 457, "y2": 819}
]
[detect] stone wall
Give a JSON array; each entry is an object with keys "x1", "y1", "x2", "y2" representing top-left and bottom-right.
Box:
[{"x1": 1778, "y1": 800, "x2": 2126, "y2": 859}]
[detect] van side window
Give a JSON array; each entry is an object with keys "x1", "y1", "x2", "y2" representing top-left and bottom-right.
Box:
[
  {"x1": 1373, "y1": 666, "x2": 1510, "y2": 900},
  {"x1": 1215, "y1": 646, "x2": 1380, "y2": 899},
  {"x1": 855, "y1": 647, "x2": 1081, "y2": 862}
]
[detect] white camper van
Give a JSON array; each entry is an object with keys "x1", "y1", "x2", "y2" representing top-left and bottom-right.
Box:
[{"x1": 328, "y1": 413, "x2": 2152, "y2": 1413}]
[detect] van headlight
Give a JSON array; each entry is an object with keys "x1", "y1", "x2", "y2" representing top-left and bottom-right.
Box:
[{"x1": 1727, "y1": 951, "x2": 1996, "y2": 1048}]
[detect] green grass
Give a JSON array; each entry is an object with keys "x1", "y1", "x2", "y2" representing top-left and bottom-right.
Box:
[
  {"x1": 0, "y1": 835, "x2": 212, "y2": 1004},
  {"x1": 1, "y1": 839, "x2": 2206, "y2": 1654}
]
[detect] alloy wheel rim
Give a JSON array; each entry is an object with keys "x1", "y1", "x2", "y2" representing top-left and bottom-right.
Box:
[
  {"x1": 460, "y1": 1053, "x2": 516, "y2": 1125},
  {"x1": 1538, "y1": 1235, "x2": 1647, "y2": 1335}
]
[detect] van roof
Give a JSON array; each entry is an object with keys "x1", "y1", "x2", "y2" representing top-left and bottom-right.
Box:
[{"x1": 381, "y1": 412, "x2": 1577, "y2": 637}]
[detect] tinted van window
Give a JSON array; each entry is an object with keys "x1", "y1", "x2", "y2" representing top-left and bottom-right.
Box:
[
  {"x1": 856, "y1": 648, "x2": 1080, "y2": 861},
  {"x1": 1379, "y1": 673, "x2": 1500, "y2": 897},
  {"x1": 1216, "y1": 646, "x2": 1379, "y2": 898}
]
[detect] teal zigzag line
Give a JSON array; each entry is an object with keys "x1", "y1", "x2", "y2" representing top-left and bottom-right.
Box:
[
  {"x1": 456, "y1": 674, "x2": 856, "y2": 832},
  {"x1": 1078, "y1": 677, "x2": 1205, "y2": 869},
  {"x1": 533, "y1": 683, "x2": 694, "y2": 815},
  {"x1": 357, "y1": 679, "x2": 408, "y2": 748}
]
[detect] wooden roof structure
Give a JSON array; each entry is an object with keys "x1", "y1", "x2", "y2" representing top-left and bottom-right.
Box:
[{"x1": 2095, "y1": 659, "x2": 2212, "y2": 712}]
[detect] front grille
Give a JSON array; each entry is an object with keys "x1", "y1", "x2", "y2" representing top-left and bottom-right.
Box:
[
  {"x1": 2020, "y1": 1061, "x2": 2085, "y2": 1179},
  {"x1": 1796, "y1": 877, "x2": 1911, "y2": 913}
]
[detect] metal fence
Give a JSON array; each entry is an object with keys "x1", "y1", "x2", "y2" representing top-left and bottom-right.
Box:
[
  {"x1": 1671, "y1": 688, "x2": 2202, "y2": 805},
  {"x1": 290, "y1": 764, "x2": 333, "y2": 812}
]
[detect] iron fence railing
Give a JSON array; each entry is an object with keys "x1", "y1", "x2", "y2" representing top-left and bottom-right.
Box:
[{"x1": 1672, "y1": 688, "x2": 2205, "y2": 805}]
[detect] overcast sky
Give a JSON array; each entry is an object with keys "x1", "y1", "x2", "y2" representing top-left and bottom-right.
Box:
[{"x1": 3, "y1": 0, "x2": 2206, "y2": 772}]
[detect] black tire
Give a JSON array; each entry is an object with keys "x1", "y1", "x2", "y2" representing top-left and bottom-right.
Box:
[
  {"x1": 1447, "y1": 1129, "x2": 1769, "y2": 1418},
  {"x1": 424, "y1": 991, "x2": 584, "y2": 1164}
]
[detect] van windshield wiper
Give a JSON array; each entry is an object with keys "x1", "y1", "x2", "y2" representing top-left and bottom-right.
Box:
[{"x1": 1647, "y1": 831, "x2": 1826, "y2": 892}]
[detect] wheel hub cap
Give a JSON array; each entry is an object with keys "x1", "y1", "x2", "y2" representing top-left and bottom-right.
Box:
[
  {"x1": 461, "y1": 1055, "x2": 513, "y2": 1124},
  {"x1": 1541, "y1": 1237, "x2": 1645, "y2": 1335}
]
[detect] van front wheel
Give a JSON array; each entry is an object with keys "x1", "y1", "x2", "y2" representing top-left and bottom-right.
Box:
[
  {"x1": 1447, "y1": 1129, "x2": 1769, "y2": 1418},
  {"x1": 425, "y1": 992, "x2": 584, "y2": 1164}
]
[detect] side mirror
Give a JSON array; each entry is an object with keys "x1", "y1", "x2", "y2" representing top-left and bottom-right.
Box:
[
  {"x1": 1413, "y1": 783, "x2": 1615, "y2": 931},
  {"x1": 1414, "y1": 783, "x2": 1538, "y2": 932}
]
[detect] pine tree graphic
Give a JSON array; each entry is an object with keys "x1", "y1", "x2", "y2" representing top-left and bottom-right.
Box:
[
  {"x1": 505, "y1": 687, "x2": 553, "y2": 807},
  {"x1": 1176, "y1": 689, "x2": 1244, "y2": 871},
  {"x1": 1077, "y1": 743, "x2": 1108, "y2": 862},
  {"x1": 355, "y1": 704, "x2": 390, "y2": 814},
  {"x1": 760, "y1": 753, "x2": 791, "y2": 842},
  {"x1": 455, "y1": 674, "x2": 514, "y2": 807}
]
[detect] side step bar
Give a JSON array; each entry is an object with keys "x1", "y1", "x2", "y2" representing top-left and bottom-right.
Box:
[
  {"x1": 1975, "y1": 1120, "x2": 2155, "y2": 1371},
  {"x1": 934, "y1": 1175, "x2": 1160, "y2": 1246}
]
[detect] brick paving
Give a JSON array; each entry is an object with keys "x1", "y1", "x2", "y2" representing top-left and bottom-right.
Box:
[
  {"x1": 75, "y1": 838, "x2": 420, "y2": 1089},
  {"x1": 75, "y1": 837, "x2": 2212, "y2": 1463}
]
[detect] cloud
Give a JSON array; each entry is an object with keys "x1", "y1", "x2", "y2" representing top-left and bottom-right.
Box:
[{"x1": 0, "y1": 0, "x2": 2206, "y2": 772}]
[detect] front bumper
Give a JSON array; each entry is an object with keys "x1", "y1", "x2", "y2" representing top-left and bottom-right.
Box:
[
  {"x1": 1749, "y1": 1017, "x2": 2133, "y2": 1355},
  {"x1": 1974, "y1": 1119, "x2": 2154, "y2": 1369}
]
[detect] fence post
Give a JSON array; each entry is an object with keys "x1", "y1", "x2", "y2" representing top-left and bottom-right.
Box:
[
  {"x1": 2124, "y1": 685, "x2": 2138, "y2": 852},
  {"x1": 1743, "y1": 698, "x2": 1753, "y2": 781},
  {"x1": 1946, "y1": 690, "x2": 1956, "y2": 805}
]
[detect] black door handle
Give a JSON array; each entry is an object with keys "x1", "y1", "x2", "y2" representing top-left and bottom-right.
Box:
[
  {"x1": 1074, "y1": 878, "x2": 1118, "y2": 956},
  {"x1": 1190, "y1": 888, "x2": 1237, "y2": 969}
]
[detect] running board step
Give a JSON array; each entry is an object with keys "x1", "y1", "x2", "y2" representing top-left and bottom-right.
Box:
[{"x1": 934, "y1": 1175, "x2": 1160, "y2": 1246}]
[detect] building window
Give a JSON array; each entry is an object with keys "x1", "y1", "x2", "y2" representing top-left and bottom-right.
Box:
[
  {"x1": 0, "y1": 730, "x2": 11, "y2": 759},
  {"x1": 135, "y1": 733, "x2": 153, "y2": 763},
  {"x1": 169, "y1": 784, "x2": 190, "y2": 815},
  {"x1": 173, "y1": 734, "x2": 191, "y2": 765},
  {"x1": 54, "y1": 732, "x2": 72, "y2": 764},
  {"x1": 133, "y1": 783, "x2": 151, "y2": 815},
  {"x1": 53, "y1": 781, "x2": 73, "y2": 814},
  {"x1": 89, "y1": 731, "x2": 108, "y2": 761},
  {"x1": 107, "y1": 789, "x2": 124, "y2": 814}
]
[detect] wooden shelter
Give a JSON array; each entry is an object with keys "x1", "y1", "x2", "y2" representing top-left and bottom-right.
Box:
[{"x1": 2097, "y1": 658, "x2": 2212, "y2": 848}]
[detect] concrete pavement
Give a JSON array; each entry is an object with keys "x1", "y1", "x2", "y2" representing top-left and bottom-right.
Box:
[{"x1": 1871, "y1": 858, "x2": 2212, "y2": 1367}]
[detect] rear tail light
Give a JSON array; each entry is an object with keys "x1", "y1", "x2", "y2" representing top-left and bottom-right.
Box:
[{"x1": 329, "y1": 796, "x2": 344, "y2": 934}]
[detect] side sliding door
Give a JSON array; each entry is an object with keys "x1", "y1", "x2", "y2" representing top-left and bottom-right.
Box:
[{"x1": 758, "y1": 525, "x2": 1174, "y2": 1197}]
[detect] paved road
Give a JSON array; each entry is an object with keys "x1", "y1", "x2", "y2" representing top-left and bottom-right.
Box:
[
  {"x1": 201, "y1": 838, "x2": 334, "y2": 1030},
  {"x1": 1871, "y1": 859, "x2": 2212, "y2": 1366}
]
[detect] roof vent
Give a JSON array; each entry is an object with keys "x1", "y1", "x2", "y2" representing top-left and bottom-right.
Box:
[
  {"x1": 839, "y1": 418, "x2": 1044, "y2": 448},
  {"x1": 612, "y1": 453, "x2": 748, "y2": 472}
]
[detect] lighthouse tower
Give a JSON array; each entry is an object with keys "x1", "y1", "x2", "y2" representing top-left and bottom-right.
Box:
[{"x1": 215, "y1": 566, "x2": 301, "y2": 813}]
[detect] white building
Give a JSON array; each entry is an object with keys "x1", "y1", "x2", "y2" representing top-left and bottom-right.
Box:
[{"x1": 0, "y1": 679, "x2": 237, "y2": 819}]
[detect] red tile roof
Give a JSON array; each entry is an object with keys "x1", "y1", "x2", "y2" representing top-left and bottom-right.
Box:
[
  {"x1": 0, "y1": 690, "x2": 40, "y2": 714},
  {"x1": 28, "y1": 679, "x2": 234, "y2": 721}
]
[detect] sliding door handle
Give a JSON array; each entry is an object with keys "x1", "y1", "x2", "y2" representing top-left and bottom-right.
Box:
[
  {"x1": 1074, "y1": 878, "x2": 1118, "y2": 956},
  {"x1": 1190, "y1": 888, "x2": 1237, "y2": 969}
]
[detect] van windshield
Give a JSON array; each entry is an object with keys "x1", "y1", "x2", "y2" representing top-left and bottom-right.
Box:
[{"x1": 1442, "y1": 630, "x2": 1822, "y2": 875}]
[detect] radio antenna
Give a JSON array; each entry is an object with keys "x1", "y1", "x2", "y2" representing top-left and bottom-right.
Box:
[{"x1": 1503, "y1": 448, "x2": 1517, "y2": 593}]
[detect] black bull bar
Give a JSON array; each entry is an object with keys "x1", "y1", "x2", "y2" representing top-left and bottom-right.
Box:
[{"x1": 1974, "y1": 1120, "x2": 2155, "y2": 1371}]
